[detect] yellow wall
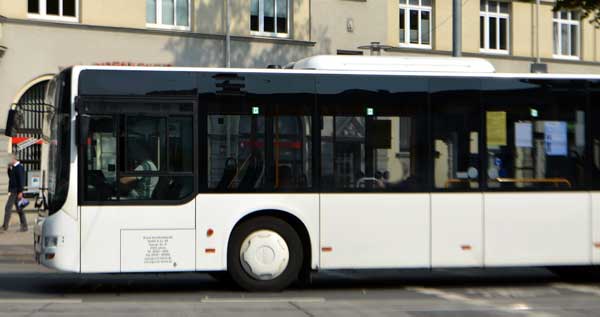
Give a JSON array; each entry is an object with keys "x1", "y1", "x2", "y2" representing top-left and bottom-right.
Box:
[
  {"x1": 434, "y1": 0, "x2": 453, "y2": 51},
  {"x1": 581, "y1": 16, "x2": 596, "y2": 61},
  {"x1": 461, "y1": 0, "x2": 479, "y2": 53},
  {"x1": 81, "y1": 0, "x2": 145, "y2": 28},
  {"x1": 0, "y1": 0, "x2": 27, "y2": 19},
  {"x1": 512, "y1": 1, "x2": 533, "y2": 57}
]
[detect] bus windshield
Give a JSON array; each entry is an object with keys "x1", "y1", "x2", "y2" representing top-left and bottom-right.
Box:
[{"x1": 42, "y1": 70, "x2": 71, "y2": 215}]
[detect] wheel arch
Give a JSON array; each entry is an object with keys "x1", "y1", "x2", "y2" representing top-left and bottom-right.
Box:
[{"x1": 226, "y1": 209, "x2": 314, "y2": 279}]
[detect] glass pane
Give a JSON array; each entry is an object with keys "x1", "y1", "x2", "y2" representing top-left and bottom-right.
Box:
[
  {"x1": 488, "y1": 1, "x2": 497, "y2": 12},
  {"x1": 162, "y1": 0, "x2": 175, "y2": 25},
  {"x1": 432, "y1": 78, "x2": 481, "y2": 190},
  {"x1": 273, "y1": 112, "x2": 312, "y2": 191},
  {"x1": 47, "y1": 0, "x2": 59, "y2": 15},
  {"x1": 120, "y1": 176, "x2": 193, "y2": 200},
  {"x1": 208, "y1": 114, "x2": 265, "y2": 191},
  {"x1": 28, "y1": 0, "x2": 39, "y2": 13},
  {"x1": 276, "y1": 0, "x2": 287, "y2": 33},
  {"x1": 84, "y1": 117, "x2": 117, "y2": 201},
  {"x1": 125, "y1": 117, "x2": 166, "y2": 173},
  {"x1": 553, "y1": 22, "x2": 559, "y2": 54},
  {"x1": 147, "y1": 0, "x2": 156, "y2": 23},
  {"x1": 571, "y1": 11, "x2": 581, "y2": 20},
  {"x1": 168, "y1": 117, "x2": 193, "y2": 172},
  {"x1": 251, "y1": 0, "x2": 259, "y2": 31},
  {"x1": 63, "y1": 0, "x2": 76, "y2": 17},
  {"x1": 176, "y1": 0, "x2": 188, "y2": 26},
  {"x1": 409, "y1": 0, "x2": 418, "y2": 5},
  {"x1": 409, "y1": 9, "x2": 418, "y2": 44},
  {"x1": 499, "y1": 18, "x2": 507, "y2": 50},
  {"x1": 480, "y1": 0, "x2": 486, "y2": 12},
  {"x1": 570, "y1": 24, "x2": 578, "y2": 56},
  {"x1": 421, "y1": 0, "x2": 431, "y2": 6},
  {"x1": 561, "y1": 24, "x2": 569, "y2": 55},
  {"x1": 421, "y1": 11, "x2": 430, "y2": 45},
  {"x1": 400, "y1": 9, "x2": 405, "y2": 43},
  {"x1": 560, "y1": 11, "x2": 568, "y2": 20},
  {"x1": 489, "y1": 17, "x2": 497, "y2": 49},
  {"x1": 480, "y1": 16, "x2": 485, "y2": 48},
  {"x1": 499, "y1": 2, "x2": 508, "y2": 13},
  {"x1": 264, "y1": 0, "x2": 275, "y2": 32},
  {"x1": 484, "y1": 83, "x2": 587, "y2": 189}
]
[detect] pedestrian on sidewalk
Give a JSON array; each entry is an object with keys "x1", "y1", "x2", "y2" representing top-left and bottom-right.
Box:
[{"x1": 2, "y1": 154, "x2": 27, "y2": 232}]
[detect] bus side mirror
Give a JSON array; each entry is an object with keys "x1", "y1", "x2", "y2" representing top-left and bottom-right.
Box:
[
  {"x1": 5, "y1": 106, "x2": 22, "y2": 137},
  {"x1": 77, "y1": 114, "x2": 91, "y2": 146}
]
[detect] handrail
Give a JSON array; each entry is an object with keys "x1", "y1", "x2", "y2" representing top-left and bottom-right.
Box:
[
  {"x1": 444, "y1": 178, "x2": 472, "y2": 188},
  {"x1": 444, "y1": 177, "x2": 572, "y2": 188},
  {"x1": 494, "y1": 177, "x2": 571, "y2": 187}
]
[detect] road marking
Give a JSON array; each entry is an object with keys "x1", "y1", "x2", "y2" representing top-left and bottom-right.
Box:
[
  {"x1": 552, "y1": 283, "x2": 600, "y2": 296},
  {"x1": 407, "y1": 287, "x2": 556, "y2": 317},
  {"x1": 200, "y1": 297, "x2": 325, "y2": 303},
  {"x1": 0, "y1": 298, "x2": 82, "y2": 304}
]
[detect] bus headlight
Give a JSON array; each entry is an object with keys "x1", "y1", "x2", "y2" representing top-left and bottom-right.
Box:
[{"x1": 44, "y1": 236, "x2": 58, "y2": 247}]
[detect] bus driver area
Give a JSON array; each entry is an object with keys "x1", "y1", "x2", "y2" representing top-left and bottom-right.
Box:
[{"x1": 18, "y1": 55, "x2": 600, "y2": 291}]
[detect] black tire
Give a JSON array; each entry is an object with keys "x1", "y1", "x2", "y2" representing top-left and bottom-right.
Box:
[{"x1": 227, "y1": 216, "x2": 303, "y2": 292}]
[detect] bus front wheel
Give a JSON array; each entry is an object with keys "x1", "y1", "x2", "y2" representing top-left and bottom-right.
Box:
[{"x1": 227, "y1": 216, "x2": 303, "y2": 291}]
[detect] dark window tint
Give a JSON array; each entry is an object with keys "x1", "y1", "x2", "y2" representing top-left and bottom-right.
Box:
[
  {"x1": 28, "y1": 0, "x2": 39, "y2": 13},
  {"x1": 208, "y1": 104, "x2": 266, "y2": 191},
  {"x1": 125, "y1": 117, "x2": 165, "y2": 173},
  {"x1": 168, "y1": 117, "x2": 193, "y2": 172},
  {"x1": 591, "y1": 90, "x2": 600, "y2": 189},
  {"x1": 119, "y1": 175, "x2": 193, "y2": 201},
  {"x1": 489, "y1": 17, "x2": 497, "y2": 49},
  {"x1": 47, "y1": 0, "x2": 59, "y2": 15},
  {"x1": 480, "y1": 16, "x2": 484, "y2": 48},
  {"x1": 499, "y1": 18, "x2": 507, "y2": 50},
  {"x1": 483, "y1": 79, "x2": 587, "y2": 189},
  {"x1": 84, "y1": 117, "x2": 118, "y2": 201},
  {"x1": 319, "y1": 76, "x2": 429, "y2": 192},
  {"x1": 63, "y1": 0, "x2": 76, "y2": 16},
  {"x1": 273, "y1": 105, "x2": 312, "y2": 191},
  {"x1": 431, "y1": 78, "x2": 482, "y2": 190}
]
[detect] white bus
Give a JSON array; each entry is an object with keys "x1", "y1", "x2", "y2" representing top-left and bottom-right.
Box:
[{"x1": 19, "y1": 56, "x2": 600, "y2": 291}]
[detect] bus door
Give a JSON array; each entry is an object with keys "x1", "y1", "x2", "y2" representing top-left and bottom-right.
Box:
[
  {"x1": 318, "y1": 76, "x2": 431, "y2": 269},
  {"x1": 430, "y1": 77, "x2": 484, "y2": 267},
  {"x1": 78, "y1": 98, "x2": 197, "y2": 273}
]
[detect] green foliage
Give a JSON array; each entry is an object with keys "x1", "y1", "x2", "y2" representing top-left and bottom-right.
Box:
[{"x1": 554, "y1": 0, "x2": 600, "y2": 26}]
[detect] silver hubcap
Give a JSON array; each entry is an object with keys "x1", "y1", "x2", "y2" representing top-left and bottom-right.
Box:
[{"x1": 240, "y1": 230, "x2": 289, "y2": 281}]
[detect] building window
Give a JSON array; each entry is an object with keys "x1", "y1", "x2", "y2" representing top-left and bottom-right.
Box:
[
  {"x1": 27, "y1": 0, "x2": 78, "y2": 22},
  {"x1": 399, "y1": 0, "x2": 432, "y2": 48},
  {"x1": 480, "y1": 0, "x2": 509, "y2": 54},
  {"x1": 146, "y1": 0, "x2": 190, "y2": 30},
  {"x1": 251, "y1": 0, "x2": 289, "y2": 36},
  {"x1": 553, "y1": 11, "x2": 580, "y2": 59}
]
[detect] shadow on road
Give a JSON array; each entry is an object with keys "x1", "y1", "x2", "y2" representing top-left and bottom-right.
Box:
[{"x1": 2, "y1": 267, "x2": 600, "y2": 295}]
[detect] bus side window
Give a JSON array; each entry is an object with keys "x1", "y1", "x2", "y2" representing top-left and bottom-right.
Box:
[
  {"x1": 207, "y1": 107, "x2": 266, "y2": 192},
  {"x1": 83, "y1": 116, "x2": 118, "y2": 201},
  {"x1": 431, "y1": 78, "x2": 481, "y2": 190}
]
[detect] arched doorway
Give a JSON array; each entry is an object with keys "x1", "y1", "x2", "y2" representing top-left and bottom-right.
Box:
[{"x1": 12, "y1": 78, "x2": 50, "y2": 176}]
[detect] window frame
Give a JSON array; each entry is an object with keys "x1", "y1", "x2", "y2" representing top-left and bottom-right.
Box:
[
  {"x1": 251, "y1": 0, "x2": 291, "y2": 38},
  {"x1": 77, "y1": 96, "x2": 198, "y2": 206},
  {"x1": 27, "y1": 0, "x2": 79, "y2": 23},
  {"x1": 479, "y1": 0, "x2": 510, "y2": 55},
  {"x1": 553, "y1": 11, "x2": 581, "y2": 60},
  {"x1": 398, "y1": 0, "x2": 433, "y2": 49},
  {"x1": 146, "y1": 0, "x2": 192, "y2": 31}
]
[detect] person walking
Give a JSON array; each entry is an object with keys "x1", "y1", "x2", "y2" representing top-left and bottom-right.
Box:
[{"x1": 2, "y1": 154, "x2": 27, "y2": 232}]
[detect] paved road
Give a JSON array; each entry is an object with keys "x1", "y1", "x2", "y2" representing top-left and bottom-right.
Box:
[
  {"x1": 3, "y1": 227, "x2": 600, "y2": 316},
  {"x1": 1, "y1": 261, "x2": 600, "y2": 316}
]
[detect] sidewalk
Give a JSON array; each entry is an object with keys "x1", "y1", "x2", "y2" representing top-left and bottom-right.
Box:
[{"x1": 0, "y1": 193, "x2": 38, "y2": 264}]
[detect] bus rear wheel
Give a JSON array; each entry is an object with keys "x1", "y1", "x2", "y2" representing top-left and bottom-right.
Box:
[{"x1": 227, "y1": 216, "x2": 303, "y2": 291}]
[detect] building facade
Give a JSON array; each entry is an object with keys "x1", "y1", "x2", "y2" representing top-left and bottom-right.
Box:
[{"x1": 1, "y1": 0, "x2": 600, "y2": 191}]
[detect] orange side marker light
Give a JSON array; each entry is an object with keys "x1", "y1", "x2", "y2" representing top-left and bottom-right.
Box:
[
  {"x1": 460, "y1": 245, "x2": 472, "y2": 251},
  {"x1": 321, "y1": 247, "x2": 333, "y2": 252}
]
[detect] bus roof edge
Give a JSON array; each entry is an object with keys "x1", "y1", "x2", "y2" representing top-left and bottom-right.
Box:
[{"x1": 287, "y1": 55, "x2": 496, "y2": 73}]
